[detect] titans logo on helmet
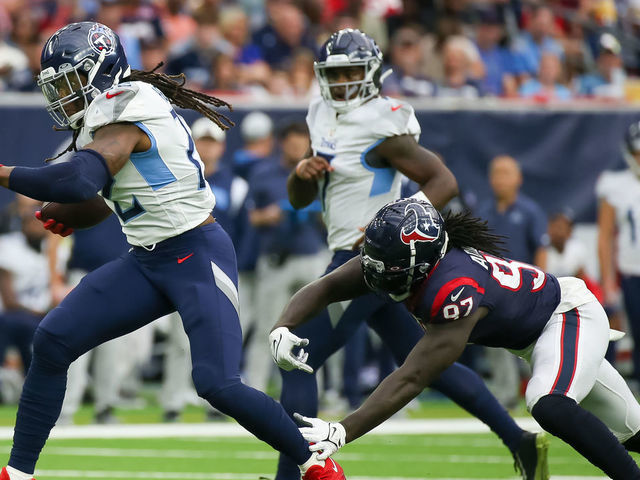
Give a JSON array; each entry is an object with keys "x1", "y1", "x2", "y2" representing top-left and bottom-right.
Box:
[
  {"x1": 400, "y1": 202, "x2": 440, "y2": 245},
  {"x1": 88, "y1": 23, "x2": 115, "y2": 55}
]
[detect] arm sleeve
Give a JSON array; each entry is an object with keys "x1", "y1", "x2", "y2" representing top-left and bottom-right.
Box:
[{"x1": 9, "y1": 149, "x2": 111, "y2": 203}]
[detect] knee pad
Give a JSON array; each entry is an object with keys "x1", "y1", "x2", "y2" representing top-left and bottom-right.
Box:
[{"x1": 31, "y1": 327, "x2": 76, "y2": 372}]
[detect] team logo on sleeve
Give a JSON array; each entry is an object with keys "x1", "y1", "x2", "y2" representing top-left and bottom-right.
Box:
[
  {"x1": 400, "y1": 202, "x2": 441, "y2": 245},
  {"x1": 88, "y1": 23, "x2": 116, "y2": 55}
]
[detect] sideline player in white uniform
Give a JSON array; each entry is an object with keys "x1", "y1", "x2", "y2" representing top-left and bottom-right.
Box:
[
  {"x1": 597, "y1": 120, "x2": 640, "y2": 388},
  {"x1": 0, "y1": 22, "x2": 344, "y2": 480},
  {"x1": 283, "y1": 199, "x2": 640, "y2": 479},
  {"x1": 269, "y1": 28, "x2": 548, "y2": 480}
]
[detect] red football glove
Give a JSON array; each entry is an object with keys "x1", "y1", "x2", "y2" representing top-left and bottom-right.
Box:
[{"x1": 35, "y1": 211, "x2": 74, "y2": 237}]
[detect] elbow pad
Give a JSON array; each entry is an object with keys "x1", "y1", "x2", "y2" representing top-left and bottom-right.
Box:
[{"x1": 9, "y1": 149, "x2": 111, "y2": 203}]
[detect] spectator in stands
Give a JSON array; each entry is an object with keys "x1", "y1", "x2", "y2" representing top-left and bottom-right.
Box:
[
  {"x1": 139, "y1": 36, "x2": 168, "y2": 73},
  {"x1": 288, "y1": 49, "x2": 317, "y2": 98},
  {"x1": 519, "y1": 52, "x2": 573, "y2": 100},
  {"x1": 576, "y1": 33, "x2": 626, "y2": 99},
  {"x1": 166, "y1": 10, "x2": 224, "y2": 90},
  {"x1": 512, "y1": 5, "x2": 564, "y2": 78},
  {"x1": 95, "y1": 0, "x2": 147, "y2": 70},
  {"x1": 474, "y1": 7, "x2": 520, "y2": 97},
  {"x1": 0, "y1": 11, "x2": 30, "y2": 91},
  {"x1": 435, "y1": 36, "x2": 484, "y2": 98},
  {"x1": 247, "y1": 119, "x2": 327, "y2": 391},
  {"x1": 209, "y1": 52, "x2": 242, "y2": 92},
  {"x1": 0, "y1": 196, "x2": 50, "y2": 373},
  {"x1": 233, "y1": 111, "x2": 275, "y2": 180},
  {"x1": 476, "y1": 155, "x2": 549, "y2": 408},
  {"x1": 161, "y1": 0, "x2": 197, "y2": 45},
  {"x1": 218, "y1": 6, "x2": 270, "y2": 88},
  {"x1": 251, "y1": 0, "x2": 317, "y2": 70},
  {"x1": 560, "y1": 18, "x2": 593, "y2": 89},
  {"x1": 382, "y1": 26, "x2": 436, "y2": 98}
]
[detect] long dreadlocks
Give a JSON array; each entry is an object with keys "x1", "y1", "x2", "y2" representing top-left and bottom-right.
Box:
[
  {"x1": 47, "y1": 63, "x2": 234, "y2": 162},
  {"x1": 443, "y1": 210, "x2": 506, "y2": 257}
]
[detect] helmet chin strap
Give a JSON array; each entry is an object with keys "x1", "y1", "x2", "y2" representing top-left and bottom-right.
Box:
[
  {"x1": 87, "y1": 49, "x2": 107, "y2": 86},
  {"x1": 379, "y1": 68, "x2": 392, "y2": 84}
]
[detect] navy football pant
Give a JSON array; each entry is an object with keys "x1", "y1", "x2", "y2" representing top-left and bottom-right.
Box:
[
  {"x1": 621, "y1": 275, "x2": 640, "y2": 384},
  {"x1": 276, "y1": 251, "x2": 524, "y2": 480},
  {"x1": 9, "y1": 223, "x2": 312, "y2": 473}
]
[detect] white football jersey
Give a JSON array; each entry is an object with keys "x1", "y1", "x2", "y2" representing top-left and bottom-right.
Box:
[
  {"x1": 77, "y1": 81, "x2": 215, "y2": 246},
  {"x1": 307, "y1": 95, "x2": 420, "y2": 252},
  {"x1": 0, "y1": 233, "x2": 51, "y2": 313},
  {"x1": 596, "y1": 169, "x2": 640, "y2": 275}
]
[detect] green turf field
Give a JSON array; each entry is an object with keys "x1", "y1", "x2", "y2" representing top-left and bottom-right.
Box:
[{"x1": 0, "y1": 402, "x2": 633, "y2": 479}]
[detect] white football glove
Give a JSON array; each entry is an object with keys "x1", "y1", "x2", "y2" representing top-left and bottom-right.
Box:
[
  {"x1": 269, "y1": 327, "x2": 313, "y2": 373},
  {"x1": 295, "y1": 413, "x2": 346, "y2": 460}
]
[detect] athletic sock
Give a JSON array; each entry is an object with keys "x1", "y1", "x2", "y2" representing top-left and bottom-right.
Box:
[
  {"x1": 299, "y1": 453, "x2": 324, "y2": 474},
  {"x1": 532, "y1": 394, "x2": 640, "y2": 479},
  {"x1": 6, "y1": 466, "x2": 33, "y2": 480}
]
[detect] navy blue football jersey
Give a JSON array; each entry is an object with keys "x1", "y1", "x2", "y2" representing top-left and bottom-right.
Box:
[{"x1": 406, "y1": 247, "x2": 561, "y2": 350}]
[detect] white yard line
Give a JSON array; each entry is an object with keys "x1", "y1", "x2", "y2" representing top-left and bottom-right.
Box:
[
  {"x1": 0, "y1": 418, "x2": 543, "y2": 441},
  {"x1": 0, "y1": 445, "x2": 580, "y2": 465},
  {"x1": 33, "y1": 471, "x2": 608, "y2": 480}
]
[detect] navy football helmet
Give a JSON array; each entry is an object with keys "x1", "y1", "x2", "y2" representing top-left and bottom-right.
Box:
[
  {"x1": 624, "y1": 120, "x2": 640, "y2": 177},
  {"x1": 361, "y1": 199, "x2": 449, "y2": 301},
  {"x1": 37, "y1": 22, "x2": 131, "y2": 129},
  {"x1": 314, "y1": 29, "x2": 388, "y2": 114}
]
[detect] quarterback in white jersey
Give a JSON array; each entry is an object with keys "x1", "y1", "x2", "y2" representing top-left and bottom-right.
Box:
[
  {"x1": 0, "y1": 22, "x2": 344, "y2": 480},
  {"x1": 597, "y1": 120, "x2": 640, "y2": 389},
  {"x1": 270, "y1": 29, "x2": 548, "y2": 480},
  {"x1": 307, "y1": 94, "x2": 420, "y2": 251}
]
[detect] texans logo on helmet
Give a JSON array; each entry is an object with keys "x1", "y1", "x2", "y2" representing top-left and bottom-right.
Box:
[
  {"x1": 88, "y1": 23, "x2": 115, "y2": 55},
  {"x1": 400, "y1": 203, "x2": 440, "y2": 245}
]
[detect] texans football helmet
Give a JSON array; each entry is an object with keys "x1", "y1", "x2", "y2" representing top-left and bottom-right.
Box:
[
  {"x1": 361, "y1": 199, "x2": 449, "y2": 301},
  {"x1": 314, "y1": 28, "x2": 388, "y2": 114},
  {"x1": 624, "y1": 120, "x2": 640, "y2": 177},
  {"x1": 38, "y1": 22, "x2": 131, "y2": 129}
]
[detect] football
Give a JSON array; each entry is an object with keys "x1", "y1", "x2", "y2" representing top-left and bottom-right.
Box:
[{"x1": 39, "y1": 196, "x2": 113, "y2": 229}]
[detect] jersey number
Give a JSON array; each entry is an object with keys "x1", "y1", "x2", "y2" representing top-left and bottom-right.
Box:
[
  {"x1": 443, "y1": 297, "x2": 473, "y2": 320},
  {"x1": 483, "y1": 254, "x2": 546, "y2": 292}
]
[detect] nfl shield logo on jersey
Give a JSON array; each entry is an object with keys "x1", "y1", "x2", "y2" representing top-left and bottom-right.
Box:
[
  {"x1": 400, "y1": 202, "x2": 440, "y2": 245},
  {"x1": 87, "y1": 23, "x2": 116, "y2": 55}
]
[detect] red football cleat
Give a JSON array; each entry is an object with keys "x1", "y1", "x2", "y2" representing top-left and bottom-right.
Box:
[
  {"x1": 302, "y1": 458, "x2": 346, "y2": 480},
  {"x1": 0, "y1": 467, "x2": 35, "y2": 480}
]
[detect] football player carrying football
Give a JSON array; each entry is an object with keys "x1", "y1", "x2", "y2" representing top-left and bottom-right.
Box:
[
  {"x1": 282, "y1": 199, "x2": 640, "y2": 479},
  {"x1": 270, "y1": 28, "x2": 548, "y2": 480},
  {"x1": 0, "y1": 22, "x2": 344, "y2": 480}
]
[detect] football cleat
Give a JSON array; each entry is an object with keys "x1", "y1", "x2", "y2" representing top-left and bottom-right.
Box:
[
  {"x1": 302, "y1": 458, "x2": 346, "y2": 480},
  {"x1": 0, "y1": 467, "x2": 36, "y2": 480},
  {"x1": 513, "y1": 431, "x2": 550, "y2": 480}
]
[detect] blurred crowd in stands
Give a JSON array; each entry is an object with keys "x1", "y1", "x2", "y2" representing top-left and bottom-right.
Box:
[{"x1": 0, "y1": 0, "x2": 639, "y2": 101}]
